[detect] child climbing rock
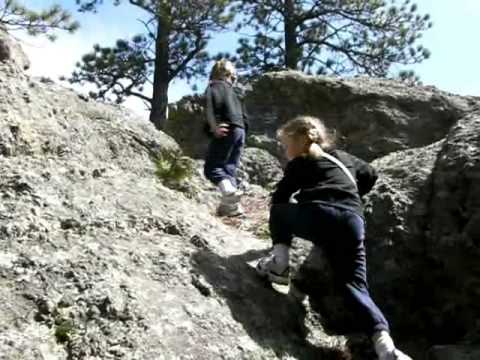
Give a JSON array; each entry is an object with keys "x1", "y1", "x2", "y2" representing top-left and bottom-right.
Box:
[
  {"x1": 256, "y1": 115, "x2": 412, "y2": 360},
  {"x1": 203, "y1": 59, "x2": 248, "y2": 217}
]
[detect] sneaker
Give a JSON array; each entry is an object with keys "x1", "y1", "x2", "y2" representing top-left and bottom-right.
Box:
[
  {"x1": 378, "y1": 349, "x2": 412, "y2": 360},
  {"x1": 216, "y1": 202, "x2": 244, "y2": 217},
  {"x1": 256, "y1": 254, "x2": 290, "y2": 285},
  {"x1": 221, "y1": 190, "x2": 243, "y2": 205}
]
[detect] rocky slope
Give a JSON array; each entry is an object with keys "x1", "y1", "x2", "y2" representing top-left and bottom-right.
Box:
[
  {"x1": 0, "y1": 30, "x2": 354, "y2": 360},
  {"x1": 1, "y1": 30, "x2": 479, "y2": 360}
]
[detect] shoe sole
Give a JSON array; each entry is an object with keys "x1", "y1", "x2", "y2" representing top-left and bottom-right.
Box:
[
  {"x1": 221, "y1": 194, "x2": 242, "y2": 205},
  {"x1": 221, "y1": 211, "x2": 244, "y2": 217},
  {"x1": 256, "y1": 261, "x2": 290, "y2": 285},
  {"x1": 256, "y1": 266, "x2": 290, "y2": 285},
  {"x1": 216, "y1": 208, "x2": 244, "y2": 217},
  {"x1": 267, "y1": 272, "x2": 290, "y2": 285},
  {"x1": 217, "y1": 202, "x2": 244, "y2": 217}
]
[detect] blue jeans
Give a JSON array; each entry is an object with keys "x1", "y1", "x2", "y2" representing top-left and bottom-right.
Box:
[
  {"x1": 270, "y1": 202, "x2": 390, "y2": 335},
  {"x1": 204, "y1": 126, "x2": 245, "y2": 187}
]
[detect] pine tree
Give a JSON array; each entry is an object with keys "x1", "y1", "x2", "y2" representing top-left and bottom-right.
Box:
[
  {"x1": 0, "y1": 0, "x2": 79, "y2": 41},
  {"x1": 234, "y1": 0, "x2": 432, "y2": 80},
  {"x1": 71, "y1": 0, "x2": 234, "y2": 130}
]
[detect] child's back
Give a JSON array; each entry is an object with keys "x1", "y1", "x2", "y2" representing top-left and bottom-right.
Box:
[
  {"x1": 257, "y1": 115, "x2": 412, "y2": 360},
  {"x1": 272, "y1": 149, "x2": 377, "y2": 218}
]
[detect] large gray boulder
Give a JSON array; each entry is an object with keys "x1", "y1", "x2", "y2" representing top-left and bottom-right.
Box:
[
  {"x1": 239, "y1": 147, "x2": 283, "y2": 189},
  {"x1": 167, "y1": 71, "x2": 476, "y2": 161},
  {"x1": 419, "y1": 111, "x2": 480, "y2": 343},
  {"x1": 247, "y1": 72, "x2": 475, "y2": 161}
]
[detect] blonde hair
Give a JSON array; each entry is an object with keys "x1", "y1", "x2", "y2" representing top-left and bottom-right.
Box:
[
  {"x1": 277, "y1": 115, "x2": 336, "y2": 158},
  {"x1": 210, "y1": 59, "x2": 237, "y2": 81}
]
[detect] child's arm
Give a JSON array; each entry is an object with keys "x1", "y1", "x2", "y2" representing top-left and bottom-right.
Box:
[
  {"x1": 271, "y1": 160, "x2": 301, "y2": 204},
  {"x1": 205, "y1": 86, "x2": 218, "y2": 133},
  {"x1": 349, "y1": 154, "x2": 378, "y2": 197},
  {"x1": 233, "y1": 84, "x2": 249, "y2": 126}
]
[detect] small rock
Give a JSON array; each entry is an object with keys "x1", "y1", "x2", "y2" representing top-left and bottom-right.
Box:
[
  {"x1": 164, "y1": 222, "x2": 182, "y2": 235},
  {"x1": 21, "y1": 292, "x2": 36, "y2": 301},
  {"x1": 36, "y1": 297, "x2": 54, "y2": 315},
  {"x1": 92, "y1": 168, "x2": 106, "y2": 178},
  {"x1": 60, "y1": 218, "x2": 81, "y2": 230},
  {"x1": 191, "y1": 273, "x2": 212, "y2": 297},
  {"x1": 190, "y1": 235, "x2": 209, "y2": 249},
  {"x1": 58, "y1": 295, "x2": 74, "y2": 308}
]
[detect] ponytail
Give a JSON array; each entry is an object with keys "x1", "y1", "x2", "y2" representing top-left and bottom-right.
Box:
[{"x1": 277, "y1": 115, "x2": 336, "y2": 158}]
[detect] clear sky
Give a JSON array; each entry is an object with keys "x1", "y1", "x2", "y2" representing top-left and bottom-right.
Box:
[{"x1": 16, "y1": 0, "x2": 480, "y2": 118}]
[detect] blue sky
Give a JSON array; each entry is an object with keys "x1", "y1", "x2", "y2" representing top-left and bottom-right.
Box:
[{"x1": 18, "y1": 0, "x2": 480, "y2": 118}]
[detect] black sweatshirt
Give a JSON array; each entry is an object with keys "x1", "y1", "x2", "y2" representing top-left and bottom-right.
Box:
[
  {"x1": 205, "y1": 80, "x2": 249, "y2": 132},
  {"x1": 271, "y1": 149, "x2": 378, "y2": 217}
]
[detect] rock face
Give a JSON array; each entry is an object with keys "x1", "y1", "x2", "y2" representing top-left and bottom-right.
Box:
[
  {"x1": 357, "y1": 111, "x2": 480, "y2": 345},
  {"x1": 167, "y1": 71, "x2": 476, "y2": 161},
  {"x1": 421, "y1": 112, "x2": 480, "y2": 343},
  {"x1": 247, "y1": 72, "x2": 475, "y2": 161},
  {"x1": 239, "y1": 147, "x2": 283, "y2": 189},
  {"x1": 0, "y1": 27, "x2": 30, "y2": 72},
  {"x1": 166, "y1": 95, "x2": 208, "y2": 159}
]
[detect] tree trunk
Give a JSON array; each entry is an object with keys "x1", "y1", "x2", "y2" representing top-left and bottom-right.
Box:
[
  {"x1": 150, "y1": 14, "x2": 170, "y2": 130},
  {"x1": 284, "y1": 0, "x2": 299, "y2": 69}
]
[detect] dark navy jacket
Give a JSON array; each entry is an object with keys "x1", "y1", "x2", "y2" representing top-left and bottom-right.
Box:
[
  {"x1": 205, "y1": 80, "x2": 248, "y2": 134},
  {"x1": 271, "y1": 149, "x2": 378, "y2": 217}
]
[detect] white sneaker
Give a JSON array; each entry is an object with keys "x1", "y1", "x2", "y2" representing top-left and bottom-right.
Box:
[
  {"x1": 373, "y1": 330, "x2": 412, "y2": 360},
  {"x1": 256, "y1": 254, "x2": 290, "y2": 285},
  {"x1": 221, "y1": 190, "x2": 243, "y2": 205}
]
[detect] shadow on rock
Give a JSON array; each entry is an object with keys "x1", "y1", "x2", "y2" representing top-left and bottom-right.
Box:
[{"x1": 191, "y1": 248, "x2": 351, "y2": 360}]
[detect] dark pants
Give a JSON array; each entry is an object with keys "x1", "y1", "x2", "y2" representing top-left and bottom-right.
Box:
[
  {"x1": 204, "y1": 126, "x2": 245, "y2": 187},
  {"x1": 270, "y1": 202, "x2": 390, "y2": 335}
]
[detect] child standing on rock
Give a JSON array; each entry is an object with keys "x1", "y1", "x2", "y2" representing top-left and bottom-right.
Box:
[
  {"x1": 256, "y1": 116, "x2": 412, "y2": 360},
  {"x1": 204, "y1": 59, "x2": 248, "y2": 217}
]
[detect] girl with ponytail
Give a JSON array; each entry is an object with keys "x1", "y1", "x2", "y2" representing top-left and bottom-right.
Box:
[{"x1": 256, "y1": 115, "x2": 412, "y2": 360}]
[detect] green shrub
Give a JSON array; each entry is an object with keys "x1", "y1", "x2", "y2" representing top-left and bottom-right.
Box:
[
  {"x1": 155, "y1": 149, "x2": 195, "y2": 192},
  {"x1": 54, "y1": 319, "x2": 75, "y2": 343}
]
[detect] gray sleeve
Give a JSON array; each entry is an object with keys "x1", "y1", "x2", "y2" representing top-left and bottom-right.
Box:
[
  {"x1": 205, "y1": 87, "x2": 217, "y2": 132},
  {"x1": 271, "y1": 159, "x2": 301, "y2": 204}
]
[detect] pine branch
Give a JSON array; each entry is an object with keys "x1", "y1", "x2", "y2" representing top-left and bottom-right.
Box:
[{"x1": 0, "y1": 1, "x2": 79, "y2": 39}]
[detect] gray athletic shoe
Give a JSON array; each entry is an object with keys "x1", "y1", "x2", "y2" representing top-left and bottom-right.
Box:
[
  {"x1": 256, "y1": 254, "x2": 290, "y2": 285},
  {"x1": 220, "y1": 190, "x2": 243, "y2": 205},
  {"x1": 216, "y1": 202, "x2": 244, "y2": 217}
]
